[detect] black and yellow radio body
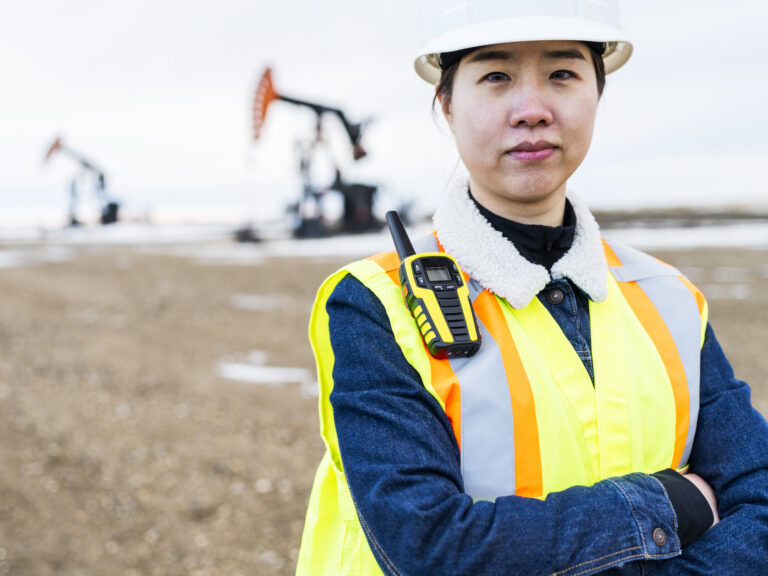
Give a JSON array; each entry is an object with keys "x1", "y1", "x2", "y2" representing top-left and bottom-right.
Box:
[{"x1": 386, "y1": 211, "x2": 481, "y2": 359}]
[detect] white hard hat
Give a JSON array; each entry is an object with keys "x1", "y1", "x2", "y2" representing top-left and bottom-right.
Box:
[{"x1": 415, "y1": 0, "x2": 633, "y2": 84}]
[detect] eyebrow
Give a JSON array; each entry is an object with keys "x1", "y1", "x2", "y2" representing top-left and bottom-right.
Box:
[
  {"x1": 466, "y1": 48, "x2": 587, "y2": 64},
  {"x1": 543, "y1": 49, "x2": 587, "y2": 62}
]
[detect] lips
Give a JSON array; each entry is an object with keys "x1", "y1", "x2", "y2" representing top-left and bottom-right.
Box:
[{"x1": 506, "y1": 140, "x2": 558, "y2": 162}]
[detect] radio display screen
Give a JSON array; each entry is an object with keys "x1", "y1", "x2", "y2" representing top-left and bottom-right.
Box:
[{"x1": 425, "y1": 266, "x2": 451, "y2": 282}]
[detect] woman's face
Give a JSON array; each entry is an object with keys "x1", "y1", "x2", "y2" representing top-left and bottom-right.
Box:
[{"x1": 441, "y1": 41, "x2": 600, "y2": 224}]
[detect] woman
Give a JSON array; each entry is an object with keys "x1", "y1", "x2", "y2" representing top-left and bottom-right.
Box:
[{"x1": 296, "y1": 1, "x2": 768, "y2": 574}]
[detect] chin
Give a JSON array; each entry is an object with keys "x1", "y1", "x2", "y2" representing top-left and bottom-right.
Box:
[
  {"x1": 500, "y1": 184, "x2": 564, "y2": 204},
  {"x1": 470, "y1": 173, "x2": 567, "y2": 205}
]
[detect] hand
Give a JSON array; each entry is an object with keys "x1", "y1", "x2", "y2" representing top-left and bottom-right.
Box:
[{"x1": 683, "y1": 473, "x2": 720, "y2": 527}]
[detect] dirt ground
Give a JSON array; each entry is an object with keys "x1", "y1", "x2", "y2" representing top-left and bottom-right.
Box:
[{"x1": 0, "y1": 239, "x2": 766, "y2": 576}]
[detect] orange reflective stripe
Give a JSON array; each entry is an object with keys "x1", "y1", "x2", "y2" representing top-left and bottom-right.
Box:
[
  {"x1": 678, "y1": 274, "x2": 708, "y2": 348},
  {"x1": 368, "y1": 250, "x2": 401, "y2": 286},
  {"x1": 602, "y1": 239, "x2": 622, "y2": 267},
  {"x1": 428, "y1": 357, "x2": 462, "y2": 450},
  {"x1": 615, "y1": 280, "x2": 690, "y2": 469},
  {"x1": 369, "y1": 250, "x2": 399, "y2": 272},
  {"x1": 374, "y1": 249, "x2": 463, "y2": 448},
  {"x1": 473, "y1": 291, "x2": 543, "y2": 497},
  {"x1": 678, "y1": 275, "x2": 706, "y2": 316}
]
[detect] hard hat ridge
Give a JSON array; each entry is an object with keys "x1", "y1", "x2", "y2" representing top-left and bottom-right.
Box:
[{"x1": 415, "y1": 0, "x2": 633, "y2": 84}]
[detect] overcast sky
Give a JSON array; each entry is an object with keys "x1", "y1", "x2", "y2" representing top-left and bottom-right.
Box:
[{"x1": 1, "y1": 0, "x2": 767, "y2": 225}]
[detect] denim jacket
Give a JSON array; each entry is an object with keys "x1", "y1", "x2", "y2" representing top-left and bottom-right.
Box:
[
  {"x1": 326, "y1": 272, "x2": 768, "y2": 575},
  {"x1": 319, "y1": 184, "x2": 768, "y2": 574}
]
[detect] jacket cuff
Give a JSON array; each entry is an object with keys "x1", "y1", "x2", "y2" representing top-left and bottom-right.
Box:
[
  {"x1": 652, "y1": 468, "x2": 714, "y2": 546},
  {"x1": 606, "y1": 474, "x2": 682, "y2": 560}
]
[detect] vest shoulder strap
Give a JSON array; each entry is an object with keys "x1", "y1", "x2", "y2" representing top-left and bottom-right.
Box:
[
  {"x1": 309, "y1": 248, "x2": 445, "y2": 475},
  {"x1": 604, "y1": 240, "x2": 682, "y2": 282},
  {"x1": 603, "y1": 239, "x2": 708, "y2": 338}
]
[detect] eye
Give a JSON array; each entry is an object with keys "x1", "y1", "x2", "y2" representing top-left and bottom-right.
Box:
[
  {"x1": 481, "y1": 71, "x2": 510, "y2": 83},
  {"x1": 550, "y1": 70, "x2": 577, "y2": 81}
]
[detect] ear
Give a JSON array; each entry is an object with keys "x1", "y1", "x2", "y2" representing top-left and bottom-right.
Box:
[{"x1": 437, "y1": 89, "x2": 454, "y2": 130}]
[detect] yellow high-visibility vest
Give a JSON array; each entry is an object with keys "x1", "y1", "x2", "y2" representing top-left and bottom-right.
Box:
[{"x1": 296, "y1": 236, "x2": 708, "y2": 576}]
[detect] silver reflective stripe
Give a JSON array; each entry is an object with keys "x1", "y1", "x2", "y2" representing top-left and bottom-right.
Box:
[
  {"x1": 467, "y1": 278, "x2": 483, "y2": 301},
  {"x1": 418, "y1": 234, "x2": 517, "y2": 496},
  {"x1": 450, "y1": 312, "x2": 516, "y2": 500},
  {"x1": 448, "y1": 285, "x2": 516, "y2": 499},
  {"x1": 639, "y1": 276, "x2": 701, "y2": 466},
  {"x1": 609, "y1": 243, "x2": 681, "y2": 282},
  {"x1": 608, "y1": 242, "x2": 701, "y2": 467},
  {"x1": 413, "y1": 233, "x2": 439, "y2": 253}
]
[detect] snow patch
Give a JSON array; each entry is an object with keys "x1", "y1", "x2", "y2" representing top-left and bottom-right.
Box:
[
  {"x1": 231, "y1": 294, "x2": 289, "y2": 311},
  {"x1": 602, "y1": 222, "x2": 768, "y2": 250},
  {"x1": 0, "y1": 245, "x2": 75, "y2": 268},
  {"x1": 217, "y1": 350, "x2": 316, "y2": 397}
]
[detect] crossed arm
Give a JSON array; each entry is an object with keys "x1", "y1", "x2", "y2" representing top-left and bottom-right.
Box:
[{"x1": 327, "y1": 276, "x2": 768, "y2": 575}]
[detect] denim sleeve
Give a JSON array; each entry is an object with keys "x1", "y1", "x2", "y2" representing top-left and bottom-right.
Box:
[
  {"x1": 646, "y1": 323, "x2": 768, "y2": 575},
  {"x1": 328, "y1": 275, "x2": 683, "y2": 576}
]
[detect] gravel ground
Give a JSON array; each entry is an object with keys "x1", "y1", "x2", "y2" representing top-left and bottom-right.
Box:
[{"x1": 0, "y1": 240, "x2": 766, "y2": 576}]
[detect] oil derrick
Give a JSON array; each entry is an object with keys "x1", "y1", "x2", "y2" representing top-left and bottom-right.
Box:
[
  {"x1": 251, "y1": 67, "x2": 379, "y2": 238},
  {"x1": 43, "y1": 137, "x2": 120, "y2": 226}
]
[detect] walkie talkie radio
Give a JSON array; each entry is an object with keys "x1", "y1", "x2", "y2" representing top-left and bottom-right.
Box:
[{"x1": 386, "y1": 211, "x2": 481, "y2": 359}]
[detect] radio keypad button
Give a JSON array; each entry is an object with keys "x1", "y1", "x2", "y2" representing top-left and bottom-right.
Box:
[{"x1": 436, "y1": 292, "x2": 458, "y2": 301}]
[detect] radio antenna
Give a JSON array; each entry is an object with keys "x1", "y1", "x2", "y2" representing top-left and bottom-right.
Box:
[{"x1": 386, "y1": 211, "x2": 415, "y2": 260}]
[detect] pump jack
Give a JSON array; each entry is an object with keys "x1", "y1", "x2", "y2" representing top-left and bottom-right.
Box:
[
  {"x1": 43, "y1": 137, "x2": 120, "y2": 226},
  {"x1": 252, "y1": 67, "x2": 380, "y2": 238}
]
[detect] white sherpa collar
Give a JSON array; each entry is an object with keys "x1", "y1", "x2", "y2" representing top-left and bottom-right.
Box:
[{"x1": 432, "y1": 179, "x2": 608, "y2": 309}]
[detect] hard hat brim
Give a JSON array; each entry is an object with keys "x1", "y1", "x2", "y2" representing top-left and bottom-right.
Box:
[{"x1": 414, "y1": 16, "x2": 633, "y2": 84}]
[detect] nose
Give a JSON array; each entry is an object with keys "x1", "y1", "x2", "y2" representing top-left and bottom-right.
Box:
[{"x1": 507, "y1": 83, "x2": 554, "y2": 128}]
